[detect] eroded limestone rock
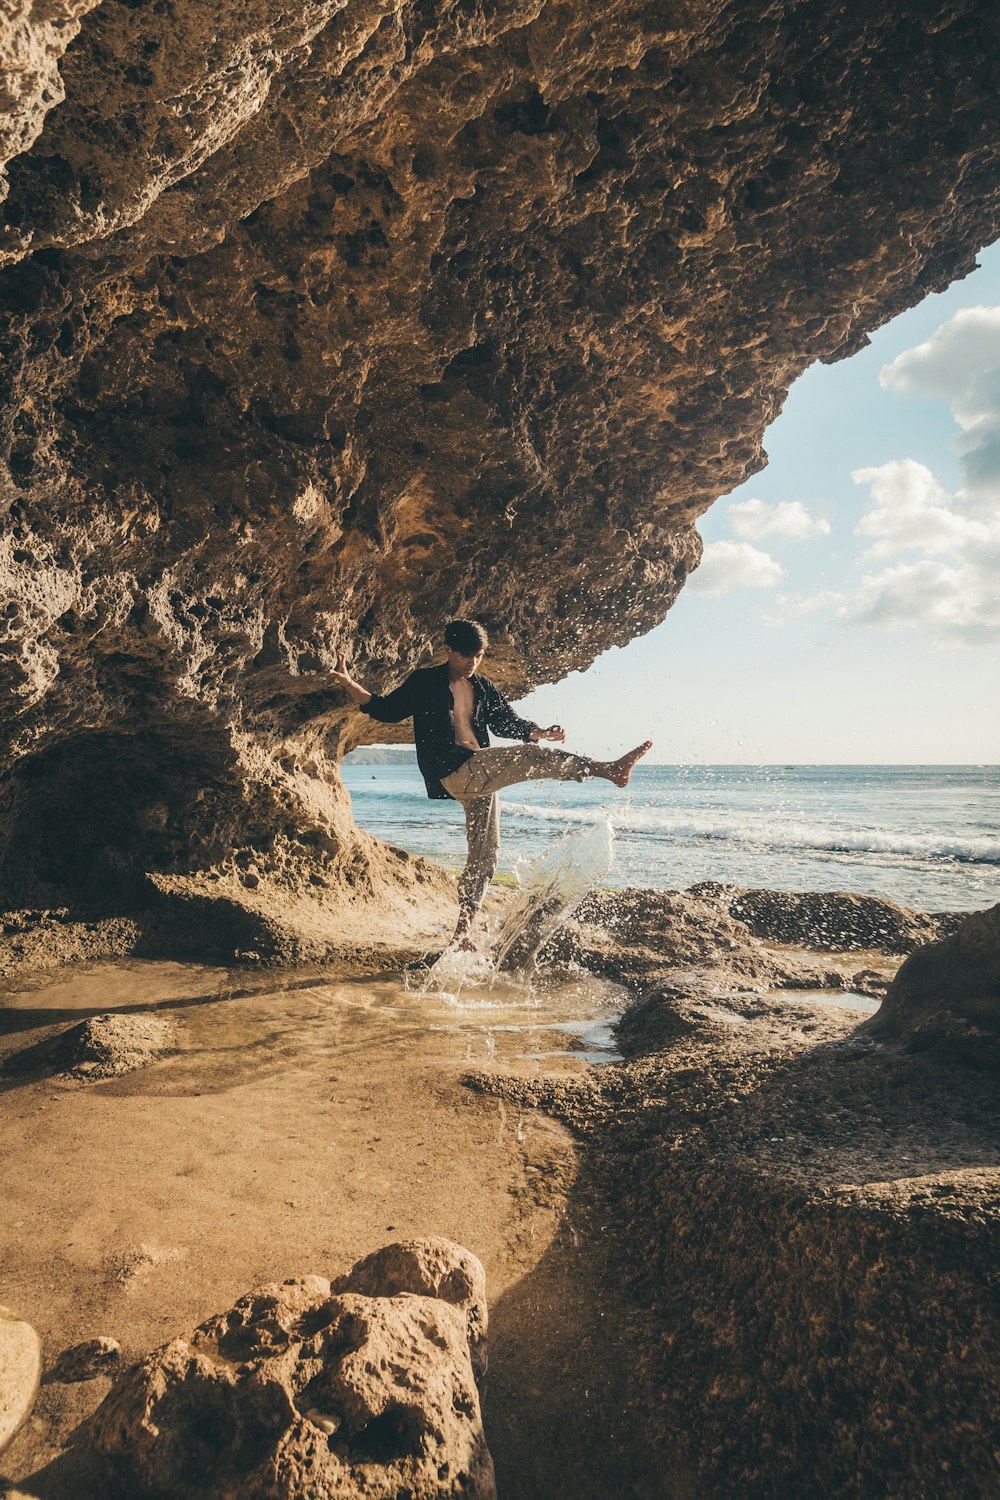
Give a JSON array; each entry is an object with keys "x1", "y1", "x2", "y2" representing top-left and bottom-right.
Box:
[
  {"x1": 333, "y1": 1236, "x2": 488, "y2": 1378},
  {"x1": 0, "y1": 1305, "x2": 41, "y2": 1455},
  {"x1": 864, "y1": 901, "x2": 1000, "y2": 1068},
  {"x1": 725, "y1": 887, "x2": 942, "y2": 954},
  {"x1": 90, "y1": 1243, "x2": 495, "y2": 1499},
  {"x1": 47, "y1": 1336, "x2": 122, "y2": 1384},
  {"x1": 2, "y1": 1011, "x2": 175, "y2": 1080},
  {"x1": 545, "y1": 886, "x2": 780, "y2": 985}
]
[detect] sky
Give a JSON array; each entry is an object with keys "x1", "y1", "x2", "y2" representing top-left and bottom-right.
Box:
[{"x1": 518, "y1": 239, "x2": 1000, "y2": 764}]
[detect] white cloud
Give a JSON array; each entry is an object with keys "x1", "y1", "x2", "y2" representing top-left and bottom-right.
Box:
[
  {"x1": 837, "y1": 307, "x2": 1000, "y2": 646},
  {"x1": 689, "y1": 539, "x2": 785, "y2": 597},
  {"x1": 727, "y1": 497, "x2": 831, "y2": 541},
  {"x1": 845, "y1": 460, "x2": 1000, "y2": 645},
  {"x1": 880, "y1": 306, "x2": 1000, "y2": 426},
  {"x1": 851, "y1": 458, "x2": 991, "y2": 558},
  {"x1": 846, "y1": 558, "x2": 1000, "y2": 644},
  {"x1": 784, "y1": 589, "x2": 844, "y2": 617},
  {"x1": 880, "y1": 305, "x2": 1000, "y2": 511},
  {"x1": 761, "y1": 591, "x2": 844, "y2": 628}
]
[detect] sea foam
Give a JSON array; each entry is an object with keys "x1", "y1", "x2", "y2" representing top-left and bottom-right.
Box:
[{"x1": 499, "y1": 800, "x2": 1000, "y2": 864}]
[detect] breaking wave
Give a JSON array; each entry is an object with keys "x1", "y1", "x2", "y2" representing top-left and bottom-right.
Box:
[{"x1": 499, "y1": 800, "x2": 1000, "y2": 866}]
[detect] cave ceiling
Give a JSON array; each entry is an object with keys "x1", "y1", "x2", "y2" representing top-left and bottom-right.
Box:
[{"x1": 1, "y1": 0, "x2": 999, "y2": 812}]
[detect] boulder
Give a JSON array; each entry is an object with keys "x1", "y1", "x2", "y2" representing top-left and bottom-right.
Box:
[
  {"x1": 0, "y1": 1305, "x2": 42, "y2": 1455},
  {"x1": 47, "y1": 1336, "x2": 122, "y2": 1384},
  {"x1": 548, "y1": 887, "x2": 778, "y2": 985},
  {"x1": 3, "y1": 1013, "x2": 174, "y2": 1080},
  {"x1": 90, "y1": 1242, "x2": 494, "y2": 1499},
  {"x1": 863, "y1": 902, "x2": 1000, "y2": 1069},
  {"x1": 333, "y1": 1236, "x2": 488, "y2": 1379}
]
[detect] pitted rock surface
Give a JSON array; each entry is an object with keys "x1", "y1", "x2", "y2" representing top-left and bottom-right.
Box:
[
  {"x1": 0, "y1": 1306, "x2": 42, "y2": 1456},
  {"x1": 333, "y1": 1235, "x2": 488, "y2": 1378},
  {"x1": 545, "y1": 885, "x2": 780, "y2": 984},
  {"x1": 90, "y1": 1243, "x2": 494, "y2": 1499},
  {"x1": 865, "y1": 900, "x2": 1000, "y2": 1069},
  {"x1": 2, "y1": 1011, "x2": 175, "y2": 1080},
  {"x1": 46, "y1": 1336, "x2": 122, "y2": 1384},
  {"x1": 723, "y1": 887, "x2": 943, "y2": 954},
  {"x1": 1, "y1": 1, "x2": 999, "y2": 931}
]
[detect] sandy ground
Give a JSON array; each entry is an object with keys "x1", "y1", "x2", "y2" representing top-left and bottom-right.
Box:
[{"x1": 0, "y1": 957, "x2": 681, "y2": 1499}]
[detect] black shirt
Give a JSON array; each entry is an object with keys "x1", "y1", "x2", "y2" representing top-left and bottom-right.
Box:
[{"x1": 359, "y1": 663, "x2": 536, "y2": 799}]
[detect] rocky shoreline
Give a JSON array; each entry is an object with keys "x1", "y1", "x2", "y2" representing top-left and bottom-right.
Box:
[
  {"x1": 476, "y1": 886, "x2": 1000, "y2": 1497},
  {"x1": 0, "y1": 884, "x2": 997, "y2": 1498}
]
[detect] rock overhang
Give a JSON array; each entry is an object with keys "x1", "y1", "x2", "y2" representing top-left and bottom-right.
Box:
[{"x1": 1, "y1": 0, "x2": 999, "y2": 907}]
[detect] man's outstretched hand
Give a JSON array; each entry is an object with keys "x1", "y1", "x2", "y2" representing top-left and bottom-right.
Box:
[
  {"x1": 530, "y1": 724, "x2": 566, "y2": 743},
  {"x1": 329, "y1": 650, "x2": 355, "y2": 691},
  {"x1": 328, "y1": 649, "x2": 372, "y2": 707}
]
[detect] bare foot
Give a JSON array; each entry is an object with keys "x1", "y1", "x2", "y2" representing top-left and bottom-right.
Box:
[{"x1": 596, "y1": 740, "x2": 653, "y2": 787}]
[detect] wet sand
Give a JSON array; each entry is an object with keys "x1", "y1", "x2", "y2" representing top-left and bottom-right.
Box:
[{"x1": 0, "y1": 957, "x2": 675, "y2": 1498}]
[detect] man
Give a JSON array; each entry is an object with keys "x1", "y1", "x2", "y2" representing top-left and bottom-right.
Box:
[{"x1": 331, "y1": 620, "x2": 651, "y2": 944}]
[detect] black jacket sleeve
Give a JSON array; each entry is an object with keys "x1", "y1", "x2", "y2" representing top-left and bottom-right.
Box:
[
  {"x1": 359, "y1": 671, "x2": 422, "y2": 724},
  {"x1": 483, "y1": 679, "x2": 536, "y2": 742}
]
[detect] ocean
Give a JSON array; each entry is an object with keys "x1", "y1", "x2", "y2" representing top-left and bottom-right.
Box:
[{"x1": 342, "y1": 762, "x2": 1000, "y2": 913}]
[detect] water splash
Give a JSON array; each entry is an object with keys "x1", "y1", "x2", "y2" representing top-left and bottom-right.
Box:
[
  {"x1": 404, "y1": 941, "x2": 495, "y2": 1001},
  {"x1": 493, "y1": 817, "x2": 615, "y2": 973},
  {"x1": 405, "y1": 816, "x2": 615, "y2": 1002}
]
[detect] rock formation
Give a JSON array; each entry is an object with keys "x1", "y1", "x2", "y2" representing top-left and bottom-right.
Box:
[
  {"x1": 544, "y1": 884, "x2": 948, "y2": 988},
  {"x1": 469, "y1": 946, "x2": 1000, "y2": 1496},
  {"x1": 330, "y1": 1236, "x2": 489, "y2": 1379},
  {"x1": 1, "y1": 1, "x2": 999, "y2": 931},
  {"x1": 90, "y1": 1238, "x2": 494, "y2": 1499},
  {"x1": 1, "y1": 1010, "x2": 175, "y2": 1079},
  {"x1": 864, "y1": 900, "x2": 1000, "y2": 1069},
  {"x1": 722, "y1": 887, "x2": 944, "y2": 953},
  {"x1": 0, "y1": 1306, "x2": 42, "y2": 1457},
  {"x1": 46, "y1": 1336, "x2": 122, "y2": 1385}
]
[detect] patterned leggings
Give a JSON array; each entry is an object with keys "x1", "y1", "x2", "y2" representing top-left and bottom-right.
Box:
[{"x1": 441, "y1": 745, "x2": 594, "y2": 914}]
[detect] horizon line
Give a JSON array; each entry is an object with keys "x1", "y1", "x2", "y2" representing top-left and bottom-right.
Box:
[{"x1": 349, "y1": 751, "x2": 999, "y2": 769}]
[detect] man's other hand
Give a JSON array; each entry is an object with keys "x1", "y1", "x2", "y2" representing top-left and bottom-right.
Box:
[
  {"x1": 330, "y1": 650, "x2": 355, "y2": 691},
  {"x1": 531, "y1": 724, "x2": 566, "y2": 742}
]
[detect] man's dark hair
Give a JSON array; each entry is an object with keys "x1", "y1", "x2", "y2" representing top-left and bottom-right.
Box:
[{"x1": 444, "y1": 619, "x2": 489, "y2": 654}]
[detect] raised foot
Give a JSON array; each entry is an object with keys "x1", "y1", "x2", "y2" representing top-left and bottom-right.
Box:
[{"x1": 607, "y1": 739, "x2": 653, "y2": 788}]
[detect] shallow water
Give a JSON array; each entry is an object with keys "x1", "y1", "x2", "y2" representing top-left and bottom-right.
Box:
[
  {"x1": 774, "y1": 987, "x2": 880, "y2": 1015},
  {"x1": 0, "y1": 956, "x2": 627, "y2": 1077},
  {"x1": 353, "y1": 966, "x2": 626, "y2": 1066},
  {"x1": 0, "y1": 956, "x2": 627, "y2": 1478}
]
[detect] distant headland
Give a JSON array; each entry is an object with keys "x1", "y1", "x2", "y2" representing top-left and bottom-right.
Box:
[{"x1": 343, "y1": 746, "x2": 418, "y2": 766}]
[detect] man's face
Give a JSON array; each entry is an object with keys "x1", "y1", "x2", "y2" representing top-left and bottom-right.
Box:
[{"x1": 446, "y1": 645, "x2": 484, "y2": 678}]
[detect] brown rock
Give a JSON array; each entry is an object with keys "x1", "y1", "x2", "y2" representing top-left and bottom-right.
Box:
[
  {"x1": 863, "y1": 901, "x2": 1000, "y2": 1068},
  {"x1": 3, "y1": 1012, "x2": 174, "y2": 1080},
  {"x1": 0, "y1": 1, "x2": 99, "y2": 211},
  {"x1": 851, "y1": 967, "x2": 891, "y2": 996},
  {"x1": 726, "y1": 888, "x2": 941, "y2": 954},
  {"x1": 548, "y1": 886, "x2": 777, "y2": 985},
  {"x1": 0, "y1": 1305, "x2": 42, "y2": 1455},
  {"x1": 90, "y1": 1246, "x2": 495, "y2": 1499},
  {"x1": 333, "y1": 1236, "x2": 488, "y2": 1378},
  {"x1": 47, "y1": 1336, "x2": 122, "y2": 1383}
]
